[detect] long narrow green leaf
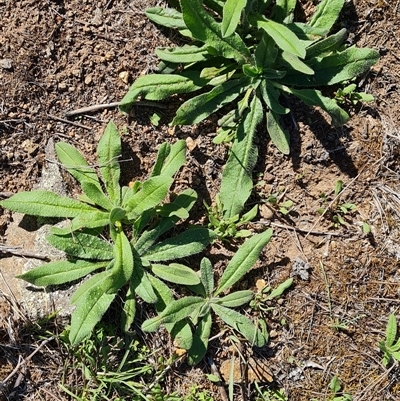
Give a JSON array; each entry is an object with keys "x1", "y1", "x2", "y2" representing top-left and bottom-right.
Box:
[
  {"x1": 55, "y1": 142, "x2": 101, "y2": 188},
  {"x1": 151, "y1": 143, "x2": 171, "y2": 177},
  {"x1": 181, "y1": 0, "x2": 251, "y2": 65},
  {"x1": 259, "y1": 80, "x2": 289, "y2": 115},
  {"x1": 281, "y1": 51, "x2": 314, "y2": 75},
  {"x1": 215, "y1": 230, "x2": 273, "y2": 295},
  {"x1": 211, "y1": 303, "x2": 266, "y2": 347},
  {"x1": 156, "y1": 140, "x2": 186, "y2": 178},
  {"x1": 200, "y1": 258, "x2": 214, "y2": 298},
  {"x1": 172, "y1": 76, "x2": 253, "y2": 126},
  {"x1": 151, "y1": 263, "x2": 200, "y2": 285},
  {"x1": 272, "y1": 0, "x2": 297, "y2": 23},
  {"x1": 306, "y1": 28, "x2": 347, "y2": 59},
  {"x1": 309, "y1": 0, "x2": 344, "y2": 36},
  {"x1": 219, "y1": 95, "x2": 263, "y2": 218},
  {"x1": 288, "y1": 87, "x2": 349, "y2": 126},
  {"x1": 113, "y1": 229, "x2": 134, "y2": 286},
  {"x1": 50, "y1": 211, "x2": 110, "y2": 234},
  {"x1": 156, "y1": 45, "x2": 210, "y2": 64},
  {"x1": 249, "y1": 15, "x2": 306, "y2": 58},
  {"x1": 221, "y1": 0, "x2": 246, "y2": 38},
  {"x1": 80, "y1": 181, "x2": 113, "y2": 211},
  {"x1": 146, "y1": 7, "x2": 187, "y2": 30},
  {"x1": 97, "y1": 121, "x2": 121, "y2": 203},
  {"x1": 266, "y1": 278, "x2": 293, "y2": 300},
  {"x1": 0, "y1": 190, "x2": 95, "y2": 218},
  {"x1": 386, "y1": 314, "x2": 398, "y2": 347},
  {"x1": 17, "y1": 260, "x2": 107, "y2": 287},
  {"x1": 266, "y1": 110, "x2": 290, "y2": 154},
  {"x1": 187, "y1": 312, "x2": 212, "y2": 365},
  {"x1": 143, "y1": 228, "x2": 216, "y2": 262},
  {"x1": 46, "y1": 232, "x2": 113, "y2": 260},
  {"x1": 217, "y1": 290, "x2": 254, "y2": 308},
  {"x1": 119, "y1": 72, "x2": 209, "y2": 113}
]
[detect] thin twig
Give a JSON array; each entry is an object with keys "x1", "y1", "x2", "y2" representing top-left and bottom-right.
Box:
[
  {"x1": 64, "y1": 100, "x2": 167, "y2": 118},
  {"x1": 258, "y1": 221, "x2": 345, "y2": 237},
  {"x1": 0, "y1": 244, "x2": 50, "y2": 261},
  {"x1": 47, "y1": 114, "x2": 91, "y2": 130},
  {"x1": 208, "y1": 357, "x2": 229, "y2": 401}
]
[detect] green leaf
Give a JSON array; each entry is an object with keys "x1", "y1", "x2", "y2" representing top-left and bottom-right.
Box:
[
  {"x1": 51, "y1": 211, "x2": 110, "y2": 234},
  {"x1": 266, "y1": 278, "x2": 293, "y2": 300},
  {"x1": 306, "y1": 28, "x2": 347, "y2": 59},
  {"x1": 156, "y1": 140, "x2": 186, "y2": 178},
  {"x1": 181, "y1": 0, "x2": 251, "y2": 65},
  {"x1": 134, "y1": 189, "x2": 198, "y2": 255},
  {"x1": 151, "y1": 263, "x2": 200, "y2": 285},
  {"x1": 69, "y1": 271, "x2": 117, "y2": 344},
  {"x1": 156, "y1": 45, "x2": 210, "y2": 64},
  {"x1": 125, "y1": 176, "x2": 173, "y2": 220},
  {"x1": 188, "y1": 312, "x2": 212, "y2": 365},
  {"x1": 221, "y1": 0, "x2": 246, "y2": 38},
  {"x1": 386, "y1": 314, "x2": 398, "y2": 347},
  {"x1": 80, "y1": 181, "x2": 112, "y2": 211},
  {"x1": 0, "y1": 190, "x2": 95, "y2": 218},
  {"x1": 17, "y1": 259, "x2": 107, "y2": 287},
  {"x1": 55, "y1": 142, "x2": 101, "y2": 189},
  {"x1": 259, "y1": 80, "x2": 289, "y2": 115},
  {"x1": 200, "y1": 258, "x2": 214, "y2": 298},
  {"x1": 255, "y1": 33, "x2": 278, "y2": 69},
  {"x1": 272, "y1": 0, "x2": 297, "y2": 23},
  {"x1": 241, "y1": 204, "x2": 258, "y2": 223},
  {"x1": 151, "y1": 142, "x2": 171, "y2": 177},
  {"x1": 119, "y1": 72, "x2": 209, "y2": 113},
  {"x1": 281, "y1": 51, "x2": 314, "y2": 75},
  {"x1": 266, "y1": 110, "x2": 290, "y2": 154},
  {"x1": 170, "y1": 320, "x2": 194, "y2": 350},
  {"x1": 113, "y1": 229, "x2": 134, "y2": 286},
  {"x1": 288, "y1": 87, "x2": 349, "y2": 126},
  {"x1": 97, "y1": 121, "x2": 121, "y2": 203},
  {"x1": 143, "y1": 228, "x2": 216, "y2": 262},
  {"x1": 46, "y1": 232, "x2": 113, "y2": 260},
  {"x1": 219, "y1": 95, "x2": 263, "y2": 218},
  {"x1": 309, "y1": 0, "x2": 345, "y2": 36},
  {"x1": 211, "y1": 303, "x2": 266, "y2": 347},
  {"x1": 142, "y1": 296, "x2": 204, "y2": 332},
  {"x1": 121, "y1": 286, "x2": 136, "y2": 333},
  {"x1": 283, "y1": 46, "x2": 380, "y2": 86},
  {"x1": 215, "y1": 230, "x2": 273, "y2": 295},
  {"x1": 249, "y1": 15, "x2": 306, "y2": 59},
  {"x1": 146, "y1": 7, "x2": 187, "y2": 30},
  {"x1": 172, "y1": 76, "x2": 253, "y2": 126},
  {"x1": 217, "y1": 290, "x2": 254, "y2": 308}
]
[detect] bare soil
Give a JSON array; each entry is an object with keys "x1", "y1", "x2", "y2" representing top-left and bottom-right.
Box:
[{"x1": 1, "y1": 0, "x2": 400, "y2": 400}]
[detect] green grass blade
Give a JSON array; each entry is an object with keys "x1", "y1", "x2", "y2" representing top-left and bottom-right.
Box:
[
  {"x1": 249, "y1": 15, "x2": 306, "y2": 58},
  {"x1": 97, "y1": 121, "x2": 121, "y2": 203},
  {"x1": 215, "y1": 230, "x2": 273, "y2": 296},
  {"x1": 221, "y1": 0, "x2": 246, "y2": 38},
  {"x1": 219, "y1": 95, "x2": 262, "y2": 217},
  {"x1": 17, "y1": 260, "x2": 107, "y2": 287},
  {"x1": 0, "y1": 190, "x2": 95, "y2": 218},
  {"x1": 309, "y1": 0, "x2": 344, "y2": 36},
  {"x1": 172, "y1": 76, "x2": 252, "y2": 125},
  {"x1": 181, "y1": 0, "x2": 251, "y2": 65},
  {"x1": 266, "y1": 109, "x2": 290, "y2": 154}
]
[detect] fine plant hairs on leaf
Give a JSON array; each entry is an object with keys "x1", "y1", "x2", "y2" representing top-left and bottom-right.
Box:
[
  {"x1": 120, "y1": 0, "x2": 379, "y2": 219},
  {"x1": 142, "y1": 229, "x2": 275, "y2": 365},
  {"x1": 1, "y1": 121, "x2": 217, "y2": 344}
]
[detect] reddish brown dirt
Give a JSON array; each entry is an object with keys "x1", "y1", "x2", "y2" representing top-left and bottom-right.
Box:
[{"x1": 1, "y1": 0, "x2": 400, "y2": 400}]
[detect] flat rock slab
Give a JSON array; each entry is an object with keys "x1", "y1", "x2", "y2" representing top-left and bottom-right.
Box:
[{"x1": 0, "y1": 139, "x2": 75, "y2": 318}]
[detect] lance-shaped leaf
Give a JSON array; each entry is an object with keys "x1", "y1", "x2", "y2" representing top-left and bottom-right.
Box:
[
  {"x1": 142, "y1": 296, "x2": 205, "y2": 332},
  {"x1": 255, "y1": 33, "x2": 278, "y2": 69},
  {"x1": 211, "y1": 303, "x2": 266, "y2": 347},
  {"x1": 124, "y1": 176, "x2": 173, "y2": 220},
  {"x1": 146, "y1": 7, "x2": 187, "y2": 30},
  {"x1": 200, "y1": 258, "x2": 214, "y2": 298},
  {"x1": 134, "y1": 189, "x2": 198, "y2": 255},
  {"x1": 386, "y1": 314, "x2": 398, "y2": 348},
  {"x1": 259, "y1": 80, "x2": 289, "y2": 115},
  {"x1": 121, "y1": 286, "x2": 136, "y2": 333},
  {"x1": 142, "y1": 228, "x2": 217, "y2": 262},
  {"x1": 187, "y1": 312, "x2": 212, "y2": 365},
  {"x1": 181, "y1": 0, "x2": 251, "y2": 65},
  {"x1": 288, "y1": 87, "x2": 349, "y2": 126},
  {"x1": 221, "y1": 0, "x2": 246, "y2": 38},
  {"x1": 119, "y1": 72, "x2": 209, "y2": 113},
  {"x1": 114, "y1": 229, "x2": 134, "y2": 285},
  {"x1": 283, "y1": 46, "x2": 380, "y2": 86},
  {"x1": 281, "y1": 51, "x2": 314, "y2": 75},
  {"x1": 151, "y1": 140, "x2": 186, "y2": 178},
  {"x1": 50, "y1": 211, "x2": 110, "y2": 235},
  {"x1": 156, "y1": 45, "x2": 210, "y2": 64},
  {"x1": 306, "y1": 28, "x2": 347, "y2": 60},
  {"x1": 69, "y1": 271, "x2": 117, "y2": 344},
  {"x1": 309, "y1": 0, "x2": 344, "y2": 36},
  {"x1": 215, "y1": 229, "x2": 273, "y2": 296},
  {"x1": 272, "y1": 0, "x2": 297, "y2": 23},
  {"x1": 97, "y1": 121, "x2": 121, "y2": 203},
  {"x1": 17, "y1": 260, "x2": 108, "y2": 287},
  {"x1": 55, "y1": 142, "x2": 101, "y2": 189},
  {"x1": 266, "y1": 278, "x2": 293, "y2": 300},
  {"x1": 80, "y1": 181, "x2": 113, "y2": 211},
  {"x1": 172, "y1": 76, "x2": 253, "y2": 126},
  {"x1": 46, "y1": 232, "x2": 113, "y2": 260},
  {"x1": 219, "y1": 95, "x2": 262, "y2": 218},
  {"x1": 217, "y1": 290, "x2": 254, "y2": 308},
  {"x1": 151, "y1": 263, "x2": 200, "y2": 285},
  {"x1": 0, "y1": 190, "x2": 95, "y2": 218},
  {"x1": 266, "y1": 109, "x2": 290, "y2": 155},
  {"x1": 249, "y1": 15, "x2": 306, "y2": 59}
]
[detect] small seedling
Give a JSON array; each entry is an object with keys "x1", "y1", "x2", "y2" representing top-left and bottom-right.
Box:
[
  {"x1": 254, "y1": 382, "x2": 287, "y2": 401},
  {"x1": 335, "y1": 83, "x2": 374, "y2": 106},
  {"x1": 204, "y1": 194, "x2": 258, "y2": 240},
  {"x1": 266, "y1": 193, "x2": 294, "y2": 216},
  {"x1": 379, "y1": 314, "x2": 400, "y2": 367}
]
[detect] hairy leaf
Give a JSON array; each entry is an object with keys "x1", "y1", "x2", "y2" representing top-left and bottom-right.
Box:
[
  {"x1": 386, "y1": 314, "x2": 398, "y2": 347},
  {"x1": 188, "y1": 312, "x2": 212, "y2": 365},
  {"x1": 221, "y1": 0, "x2": 246, "y2": 38},
  {"x1": 151, "y1": 263, "x2": 200, "y2": 285},
  {"x1": 146, "y1": 7, "x2": 187, "y2": 29},
  {"x1": 217, "y1": 290, "x2": 254, "y2": 308},
  {"x1": 266, "y1": 110, "x2": 290, "y2": 154},
  {"x1": 215, "y1": 230, "x2": 273, "y2": 295},
  {"x1": 281, "y1": 51, "x2": 314, "y2": 75},
  {"x1": 121, "y1": 286, "x2": 136, "y2": 333},
  {"x1": 17, "y1": 260, "x2": 107, "y2": 287},
  {"x1": 309, "y1": 0, "x2": 344, "y2": 36},
  {"x1": 80, "y1": 181, "x2": 112, "y2": 211},
  {"x1": 266, "y1": 278, "x2": 293, "y2": 300},
  {"x1": 306, "y1": 28, "x2": 347, "y2": 59},
  {"x1": 259, "y1": 80, "x2": 289, "y2": 115},
  {"x1": 156, "y1": 45, "x2": 210, "y2": 64},
  {"x1": 181, "y1": 0, "x2": 250, "y2": 65},
  {"x1": 155, "y1": 140, "x2": 186, "y2": 178},
  {"x1": 200, "y1": 258, "x2": 214, "y2": 298}
]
